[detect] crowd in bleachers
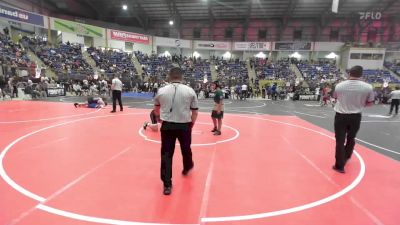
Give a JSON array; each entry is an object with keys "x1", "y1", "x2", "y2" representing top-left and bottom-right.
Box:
[
  {"x1": 2, "y1": 32, "x2": 400, "y2": 102},
  {"x1": 135, "y1": 51, "x2": 172, "y2": 81},
  {"x1": 215, "y1": 58, "x2": 248, "y2": 85},
  {"x1": 135, "y1": 51, "x2": 212, "y2": 84},
  {"x1": 33, "y1": 41, "x2": 93, "y2": 81},
  {"x1": 87, "y1": 47, "x2": 136, "y2": 77},
  {"x1": 0, "y1": 34, "x2": 36, "y2": 77},
  {"x1": 384, "y1": 61, "x2": 400, "y2": 75},
  {"x1": 181, "y1": 57, "x2": 211, "y2": 82},
  {"x1": 362, "y1": 69, "x2": 400, "y2": 84},
  {"x1": 296, "y1": 60, "x2": 340, "y2": 81},
  {"x1": 253, "y1": 58, "x2": 296, "y2": 82}
]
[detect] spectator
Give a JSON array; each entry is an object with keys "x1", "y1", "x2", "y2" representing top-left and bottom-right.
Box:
[{"x1": 388, "y1": 86, "x2": 400, "y2": 116}]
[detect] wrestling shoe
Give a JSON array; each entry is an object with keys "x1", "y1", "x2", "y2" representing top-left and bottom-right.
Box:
[
  {"x1": 143, "y1": 122, "x2": 149, "y2": 130},
  {"x1": 213, "y1": 130, "x2": 221, "y2": 136},
  {"x1": 74, "y1": 103, "x2": 78, "y2": 108}
]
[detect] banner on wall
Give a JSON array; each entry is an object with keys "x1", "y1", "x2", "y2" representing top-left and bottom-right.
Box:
[
  {"x1": 51, "y1": 18, "x2": 105, "y2": 38},
  {"x1": 274, "y1": 42, "x2": 312, "y2": 51},
  {"x1": 0, "y1": 4, "x2": 46, "y2": 27},
  {"x1": 194, "y1": 41, "x2": 231, "y2": 50},
  {"x1": 234, "y1": 42, "x2": 270, "y2": 51},
  {"x1": 109, "y1": 30, "x2": 150, "y2": 45},
  {"x1": 155, "y1": 37, "x2": 191, "y2": 48}
]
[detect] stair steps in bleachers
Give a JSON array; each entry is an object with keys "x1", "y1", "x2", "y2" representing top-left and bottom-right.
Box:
[
  {"x1": 131, "y1": 55, "x2": 144, "y2": 79},
  {"x1": 210, "y1": 62, "x2": 218, "y2": 81},
  {"x1": 82, "y1": 51, "x2": 99, "y2": 71},
  {"x1": 246, "y1": 60, "x2": 256, "y2": 87},
  {"x1": 290, "y1": 63, "x2": 309, "y2": 87},
  {"x1": 384, "y1": 66, "x2": 400, "y2": 81},
  {"x1": 27, "y1": 49, "x2": 57, "y2": 79}
]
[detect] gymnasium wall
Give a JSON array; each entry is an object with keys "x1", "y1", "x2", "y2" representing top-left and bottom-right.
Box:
[{"x1": 61, "y1": 32, "x2": 84, "y2": 45}]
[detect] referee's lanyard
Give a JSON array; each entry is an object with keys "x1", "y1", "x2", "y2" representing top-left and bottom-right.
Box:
[{"x1": 170, "y1": 83, "x2": 179, "y2": 113}]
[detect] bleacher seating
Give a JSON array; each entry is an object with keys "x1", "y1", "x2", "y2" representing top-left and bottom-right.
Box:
[
  {"x1": 181, "y1": 57, "x2": 211, "y2": 82},
  {"x1": 363, "y1": 69, "x2": 400, "y2": 84},
  {"x1": 0, "y1": 34, "x2": 36, "y2": 75},
  {"x1": 296, "y1": 60, "x2": 340, "y2": 81},
  {"x1": 135, "y1": 51, "x2": 173, "y2": 80},
  {"x1": 384, "y1": 61, "x2": 400, "y2": 75},
  {"x1": 215, "y1": 58, "x2": 248, "y2": 84},
  {"x1": 35, "y1": 42, "x2": 92, "y2": 80},
  {"x1": 134, "y1": 51, "x2": 210, "y2": 82},
  {"x1": 87, "y1": 47, "x2": 136, "y2": 78},
  {"x1": 254, "y1": 58, "x2": 295, "y2": 81}
]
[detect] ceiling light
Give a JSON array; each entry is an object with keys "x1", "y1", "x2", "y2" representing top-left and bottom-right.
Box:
[
  {"x1": 122, "y1": 4, "x2": 128, "y2": 10},
  {"x1": 193, "y1": 51, "x2": 201, "y2": 58},
  {"x1": 255, "y1": 52, "x2": 266, "y2": 59},
  {"x1": 169, "y1": 20, "x2": 174, "y2": 26},
  {"x1": 289, "y1": 52, "x2": 301, "y2": 59},
  {"x1": 163, "y1": 51, "x2": 171, "y2": 57},
  {"x1": 223, "y1": 51, "x2": 232, "y2": 59},
  {"x1": 325, "y1": 52, "x2": 338, "y2": 59}
]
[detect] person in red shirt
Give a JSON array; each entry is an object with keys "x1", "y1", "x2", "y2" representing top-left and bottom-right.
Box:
[{"x1": 321, "y1": 85, "x2": 331, "y2": 106}]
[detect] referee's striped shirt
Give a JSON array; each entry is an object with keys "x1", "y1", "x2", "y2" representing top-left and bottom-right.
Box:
[
  {"x1": 333, "y1": 80, "x2": 374, "y2": 114},
  {"x1": 154, "y1": 82, "x2": 199, "y2": 123}
]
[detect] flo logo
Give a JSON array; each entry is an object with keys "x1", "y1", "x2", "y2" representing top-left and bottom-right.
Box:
[{"x1": 359, "y1": 12, "x2": 382, "y2": 20}]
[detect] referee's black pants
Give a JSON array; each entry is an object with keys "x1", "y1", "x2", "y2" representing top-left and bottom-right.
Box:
[
  {"x1": 334, "y1": 113, "x2": 362, "y2": 170},
  {"x1": 160, "y1": 122, "x2": 193, "y2": 187},
  {"x1": 112, "y1": 90, "x2": 123, "y2": 111},
  {"x1": 389, "y1": 99, "x2": 399, "y2": 115}
]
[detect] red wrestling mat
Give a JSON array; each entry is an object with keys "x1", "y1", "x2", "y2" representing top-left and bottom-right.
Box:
[{"x1": 0, "y1": 101, "x2": 399, "y2": 225}]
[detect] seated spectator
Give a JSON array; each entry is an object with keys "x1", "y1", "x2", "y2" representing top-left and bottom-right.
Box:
[
  {"x1": 88, "y1": 47, "x2": 137, "y2": 79},
  {"x1": 72, "y1": 82, "x2": 82, "y2": 96},
  {"x1": 34, "y1": 42, "x2": 93, "y2": 81}
]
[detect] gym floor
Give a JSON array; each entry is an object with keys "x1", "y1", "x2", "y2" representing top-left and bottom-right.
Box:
[{"x1": 0, "y1": 97, "x2": 399, "y2": 225}]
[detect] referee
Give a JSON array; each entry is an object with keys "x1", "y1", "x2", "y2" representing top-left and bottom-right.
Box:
[
  {"x1": 153, "y1": 67, "x2": 199, "y2": 195},
  {"x1": 110, "y1": 74, "x2": 123, "y2": 113},
  {"x1": 388, "y1": 86, "x2": 400, "y2": 116},
  {"x1": 332, "y1": 66, "x2": 374, "y2": 173}
]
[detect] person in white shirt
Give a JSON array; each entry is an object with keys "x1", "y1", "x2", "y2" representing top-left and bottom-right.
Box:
[
  {"x1": 72, "y1": 83, "x2": 82, "y2": 96},
  {"x1": 153, "y1": 82, "x2": 159, "y2": 97},
  {"x1": 388, "y1": 86, "x2": 400, "y2": 116},
  {"x1": 332, "y1": 66, "x2": 374, "y2": 173},
  {"x1": 110, "y1": 74, "x2": 123, "y2": 113},
  {"x1": 230, "y1": 86, "x2": 235, "y2": 99},
  {"x1": 153, "y1": 67, "x2": 198, "y2": 195},
  {"x1": 241, "y1": 83, "x2": 248, "y2": 100}
]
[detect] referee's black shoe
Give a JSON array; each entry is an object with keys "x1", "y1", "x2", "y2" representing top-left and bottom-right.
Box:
[
  {"x1": 182, "y1": 164, "x2": 194, "y2": 176},
  {"x1": 110, "y1": 110, "x2": 116, "y2": 113},
  {"x1": 163, "y1": 186, "x2": 172, "y2": 195},
  {"x1": 332, "y1": 165, "x2": 345, "y2": 174}
]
